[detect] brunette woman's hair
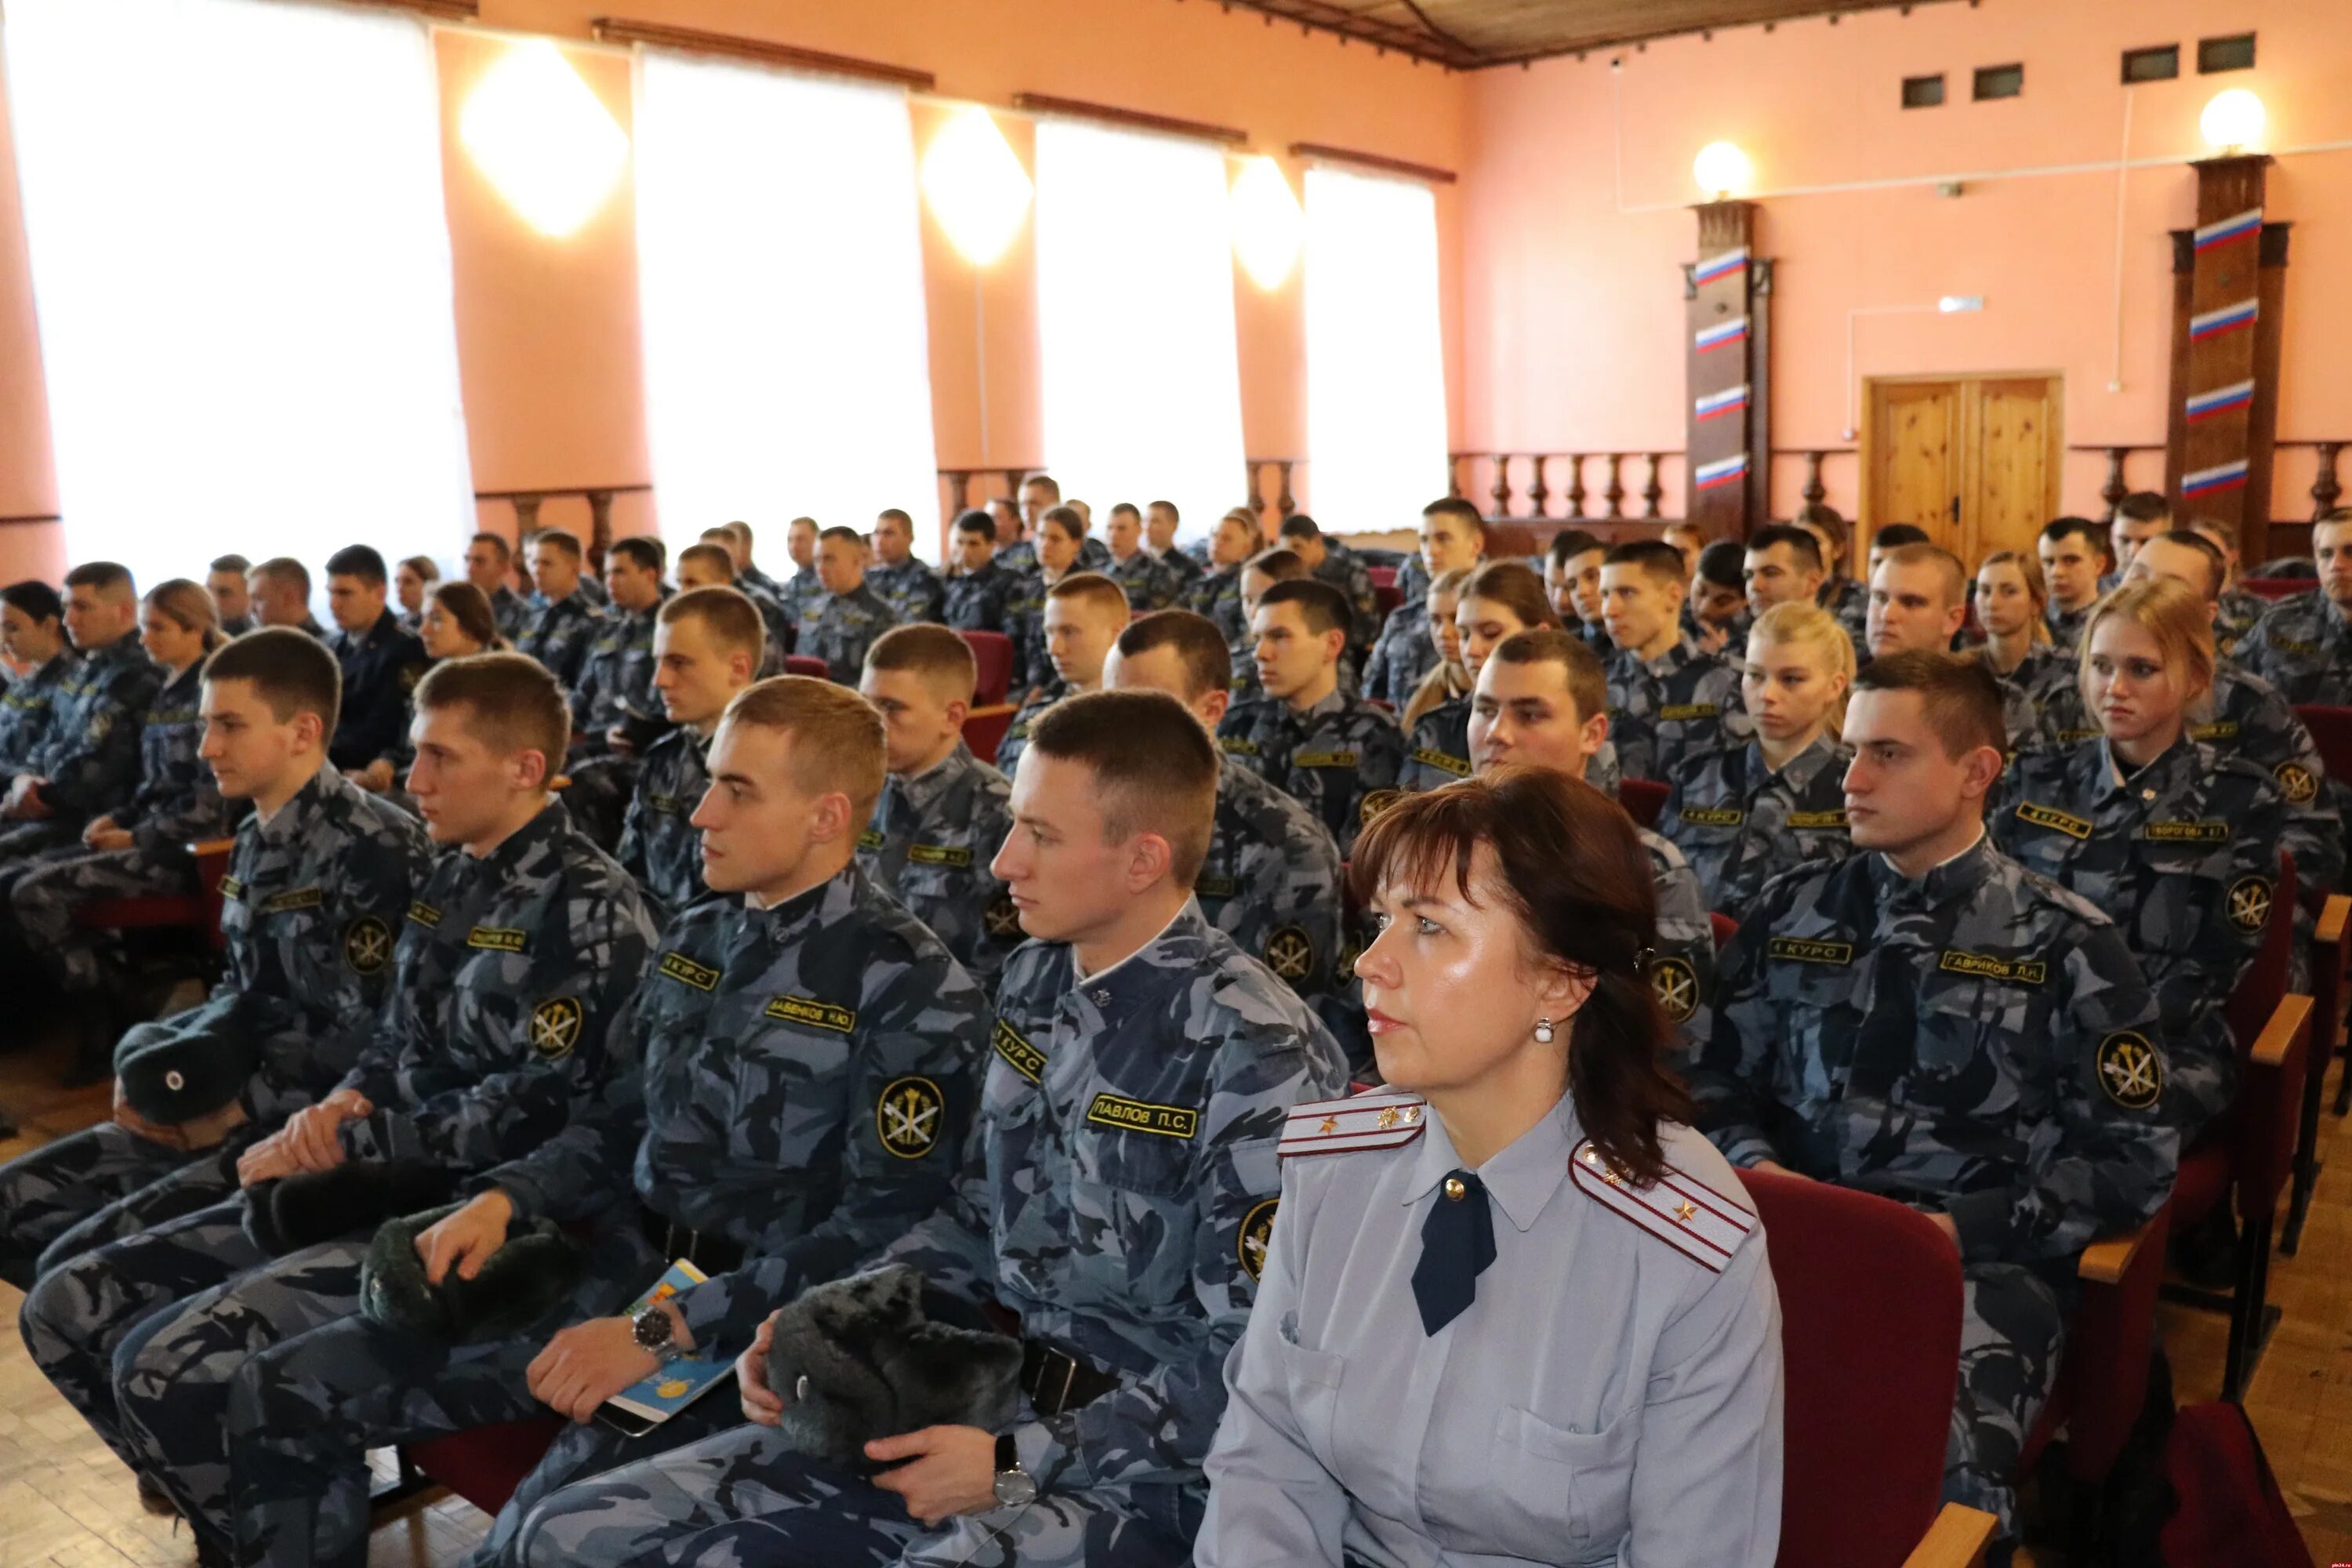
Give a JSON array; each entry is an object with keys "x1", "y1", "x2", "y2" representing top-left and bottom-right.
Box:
[
  {"x1": 1349, "y1": 764, "x2": 1691, "y2": 1183},
  {"x1": 1460, "y1": 560, "x2": 1561, "y2": 634},
  {"x1": 143, "y1": 578, "x2": 224, "y2": 653},
  {"x1": 427, "y1": 581, "x2": 505, "y2": 652}
]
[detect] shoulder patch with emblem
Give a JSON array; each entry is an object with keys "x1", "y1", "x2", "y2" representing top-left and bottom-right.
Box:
[
  {"x1": 1569, "y1": 1139, "x2": 1755, "y2": 1272},
  {"x1": 217, "y1": 874, "x2": 246, "y2": 901},
  {"x1": 855, "y1": 829, "x2": 886, "y2": 852},
  {"x1": 1358, "y1": 788, "x2": 1404, "y2": 828},
  {"x1": 1278, "y1": 1091, "x2": 1427, "y2": 1157},
  {"x1": 528, "y1": 996, "x2": 584, "y2": 1061},
  {"x1": 876, "y1": 1076, "x2": 946, "y2": 1158},
  {"x1": 1086, "y1": 1092, "x2": 1200, "y2": 1139},
  {"x1": 2095, "y1": 1030, "x2": 2164, "y2": 1110},
  {"x1": 992, "y1": 1018, "x2": 1045, "y2": 1083},
  {"x1": 2016, "y1": 801, "x2": 2093, "y2": 840},
  {"x1": 1237, "y1": 1198, "x2": 1278, "y2": 1281},
  {"x1": 342, "y1": 915, "x2": 392, "y2": 975},
  {"x1": 2274, "y1": 762, "x2": 2318, "y2": 804},
  {"x1": 764, "y1": 995, "x2": 857, "y2": 1033},
  {"x1": 406, "y1": 900, "x2": 441, "y2": 929},
  {"x1": 1766, "y1": 935, "x2": 1854, "y2": 966},
  {"x1": 983, "y1": 892, "x2": 1022, "y2": 939},
  {"x1": 2227, "y1": 874, "x2": 2274, "y2": 933},
  {"x1": 1262, "y1": 925, "x2": 1314, "y2": 982},
  {"x1": 1650, "y1": 956, "x2": 1700, "y2": 1021},
  {"x1": 658, "y1": 951, "x2": 720, "y2": 991}
]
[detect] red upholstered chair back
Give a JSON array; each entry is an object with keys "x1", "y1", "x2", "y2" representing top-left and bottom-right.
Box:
[
  {"x1": 2241, "y1": 576, "x2": 2318, "y2": 602},
  {"x1": 1711, "y1": 910, "x2": 1739, "y2": 951},
  {"x1": 782, "y1": 654, "x2": 832, "y2": 680},
  {"x1": 2294, "y1": 704, "x2": 2352, "y2": 786},
  {"x1": 1735, "y1": 1168, "x2": 1962, "y2": 1568},
  {"x1": 1617, "y1": 777, "x2": 1668, "y2": 829},
  {"x1": 958, "y1": 630, "x2": 1015, "y2": 707},
  {"x1": 962, "y1": 705, "x2": 1016, "y2": 766}
]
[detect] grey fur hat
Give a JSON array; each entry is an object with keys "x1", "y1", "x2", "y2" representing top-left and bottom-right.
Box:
[
  {"x1": 359, "y1": 1201, "x2": 584, "y2": 1344},
  {"x1": 766, "y1": 1263, "x2": 1022, "y2": 1471}
]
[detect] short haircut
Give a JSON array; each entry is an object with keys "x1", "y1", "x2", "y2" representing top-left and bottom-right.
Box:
[
  {"x1": 1421, "y1": 496, "x2": 1485, "y2": 533},
  {"x1": 876, "y1": 507, "x2": 913, "y2": 528},
  {"x1": 1114, "y1": 610, "x2": 1232, "y2": 699},
  {"x1": 1850, "y1": 649, "x2": 2005, "y2": 761},
  {"x1": 209, "y1": 554, "x2": 252, "y2": 575},
  {"x1": 1148, "y1": 499, "x2": 1179, "y2": 521},
  {"x1": 1023, "y1": 474, "x2": 1062, "y2": 502},
  {"x1": 608, "y1": 535, "x2": 665, "y2": 575},
  {"x1": 397, "y1": 554, "x2": 441, "y2": 583},
  {"x1": 1547, "y1": 528, "x2": 1604, "y2": 565},
  {"x1": 1040, "y1": 505, "x2": 1085, "y2": 541},
  {"x1": 413, "y1": 651, "x2": 571, "y2": 767},
  {"x1": 1, "y1": 580, "x2": 63, "y2": 623},
  {"x1": 1109, "y1": 501, "x2": 1142, "y2": 521},
  {"x1": 1276, "y1": 513, "x2": 1322, "y2": 542},
  {"x1": 728, "y1": 521, "x2": 758, "y2": 548},
  {"x1": 2146, "y1": 529, "x2": 2225, "y2": 599},
  {"x1": 719, "y1": 675, "x2": 887, "y2": 821},
  {"x1": 677, "y1": 542, "x2": 737, "y2": 579},
  {"x1": 1489, "y1": 626, "x2": 1607, "y2": 724},
  {"x1": 1696, "y1": 539, "x2": 1746, "y2": 589},
  {"x1": 429, "y1": 582, "x2": 503, "y2": 649},
  {"x1": 252, "y1": 557, "x2": 310, "y2": 599},
  {"x1": 1602, "y1": 540, "x2": 1685, "y2": 586},
  {"x1": 953, "y1": 508, "x2": 995, "y2": 538},
  {"x1": 1882, "y1": 542, "x2": 1968, "y2": 608},
  {"x1": 2083, "y1": 577, "x2": 2214, "y2": 700},
  {"x1": 866, "y1": 623, "x2": 978, "y2": 702},
  {"x1": 1872, "y1": 523, "x2": 1931, "y2": 551},
  {"x1": 1045, "y1": 572, "x2": 1132, "y2": 619},
  {"x1": 1244, "y1": 547, "x2": 1308, "y2": 582},
  {"x1": 2116, "y1": 490, "x2": 2172, "y2": 526},
  {"x1": 325, "y1": 544, "x2": 388, "y2": 586},
  {"x1": 1029, "y1": 688, "x2": 1218, "y2": 884},
  {"x1": 1745, "y1": 524, "x2": 1821, "y2": 572},
  {"x1": 63, "y1": 561, "x2": 135, "y2": 597},
  {"x1": 470, "y1": 532, "x2": 513, "y2": 563},
  {"x1": 2041, "y1": 515, "x2": 2105, "y2": 552},
  {"x1": 1461, "y1": 561, "x2": 1561, "y2": 632},
  {"x1": 699, "y1": 527, "x2": 734, "y2": 543},
  {"x1": 659, "y1": 584, "x2": 766, "y2": 661},
  {"x1": 1258, "y1": 577, "x2": 1351, "y2": 637},
  {"x1": 533, "y1": 529, "x2": 583, "y2": 562},
  {"x1": 818, "y1": 525, "x2": 864, "y2": 548},
  {"x1": 202, "y1": 626, "x2": 342, "y2": 729}
]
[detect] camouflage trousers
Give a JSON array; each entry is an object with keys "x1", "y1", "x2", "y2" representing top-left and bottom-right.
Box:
[
  {"x1": 505, "y1": 1418, "x2": 1192, "y2": 1568},
  {"x1": 1943, "y1": 1263, "x2": 2070, "y2": 1559},
  {"x1": 224, "y1": 1225, "x2": 658, "y2": 1568},
  {"x1": 0, "y1": 1119, "x2": 245, "y2": 1290},
  {"x1": 10, "y1": 841, "x2": 193, "y2": 990},
  {"x1": 0, "y1": 818, "x2": 87, "y2": 873}
]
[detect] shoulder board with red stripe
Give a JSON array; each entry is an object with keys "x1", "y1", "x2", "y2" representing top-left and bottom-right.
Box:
[
  {"x1": 1569, "y1": 1138, "x2": 1756, "y2": 1273},
  {"x1": 1278, "y1": 1091, "x2": 1428, "y2": 1157}
]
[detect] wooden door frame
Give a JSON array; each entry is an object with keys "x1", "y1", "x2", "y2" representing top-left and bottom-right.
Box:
[{"x1": 1858, "y1": 369, "x2": 2066, "y2": 558}]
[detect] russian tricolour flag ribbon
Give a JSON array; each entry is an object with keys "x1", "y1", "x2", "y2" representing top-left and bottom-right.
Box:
[
  {"x1": 1695, "y1": 317, "x2": 1749, "y2": 353},
  {"x1": 1693, "y1": 248, "x2": 1748, "y2": 286},
  {"x1": 2182, "y1": 459, "x2": 2250, "y2": 498},
  {"x1": 2184, "y1": 380, "x2": 2255, "y2": 423},
  {"x1": 1693, "y1": 453, "x2": 1750, "y2": 492},
  {"x1": 2193, "y1": 209, "x2": 2263, "y2": 252},
  {"x1": 2189, "y1": 299, "x2": 2259, "y2": 341},
  {"x1": 1694, "y1": 385, "x2": 1749, "y2": 421}
]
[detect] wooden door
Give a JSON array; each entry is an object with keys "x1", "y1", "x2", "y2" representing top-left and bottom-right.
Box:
[{"x1": 1862, "y1": 373, "x2": 2063, "y2": 564}]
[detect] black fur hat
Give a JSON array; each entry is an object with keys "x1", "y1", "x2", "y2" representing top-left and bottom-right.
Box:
[
  {"x1": 359, "y1": 1201, "x2": 585, "y2": 1344},
  {"x1": 241, "y1": 1160, "x2": 456, "y2": 1257},
  {"x1": 765, "y1": 1264, "x2": 1022, "y2": 1471}
]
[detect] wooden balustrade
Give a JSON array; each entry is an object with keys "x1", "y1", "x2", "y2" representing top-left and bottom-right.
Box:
[
  {"x1": 2067, "y1": 443, "x2": 2352, "y2": 521},
  {"x1": 1450, "y1": 452, "x2": 1679, "y2": 523},
  {"x1": 475, "y1": 484, "x2": 650, "y2": 570},
  {"x1": 1245, "y1": 459, "x2": 1300, "y2": 519}
]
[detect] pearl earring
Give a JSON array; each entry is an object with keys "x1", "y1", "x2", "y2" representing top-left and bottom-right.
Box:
[{"x1": 1534, "y1": 1018, "x2": 1555, "y2": 1044}]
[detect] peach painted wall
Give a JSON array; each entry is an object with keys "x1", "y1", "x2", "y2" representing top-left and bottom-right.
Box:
[
  {"x1": 0, "y1": 0, "x2": 1465, "y2": 582},
  {"x1": 1460, "y1": 0, "x2": 2352, "y2": 528}
]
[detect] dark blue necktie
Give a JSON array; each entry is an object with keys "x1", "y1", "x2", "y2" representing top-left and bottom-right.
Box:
[{"x1": 1411, "y1": 1168, "x2": 1497, "y2": 1336}]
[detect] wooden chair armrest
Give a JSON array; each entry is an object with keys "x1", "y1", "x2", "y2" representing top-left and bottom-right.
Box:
[
  {"x1": 967, "y1": 703, "x2": 1018, "y2": 719},
  {"x1": 185, "y1": 837, "x2": 238, "y2": 858},
  {"x1": 2252, "y1": 993, "x2": 2314, "y2": 1070},
  {"x1": 1900, "y1": 1503, "x2": 1998, "y2": 1568},
  {"x1": 2077, "y1": 1215, "x2": 2161, "y2": 1285},
  {"x1": 2318, "y1": 893, "x2": 2350, "y2": 946}
]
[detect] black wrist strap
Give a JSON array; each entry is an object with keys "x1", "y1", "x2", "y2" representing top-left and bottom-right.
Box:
[{"x1": 995, "y1": 1432, "x2": 1019, "y2": 1475}]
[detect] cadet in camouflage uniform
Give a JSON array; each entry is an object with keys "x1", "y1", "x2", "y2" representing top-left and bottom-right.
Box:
[
  {"x1": 1692, "y1": 652, "x2": 2176, "y2": 1552},
  {"x1": 868, "y1": 509, "x2": 949, "y2": 626},
  {"x1": 463, "y1": 534, "x2": 532, "y2": 643},
  {"x1": 997, "y1": 573, "x2": 1129, "y2": 778},
  {"x1": 1397, "y1": 560, "x2": 1556, "y2": 793},
  {"x1": 1144, "y1": 501, "x2": 1203, "y2": 593},
  {"x1": 216, "y1": 677, "x2": 989, "y2": 1568},
  {"x1": 798, "y1": 526, "x2": 902, "y2": 684},
  {"x1": 2037, "y1": 517, "x2": 2109, "y2": 655},
  {"x1": 1218, "y1": 580, "x2": 1404, "y2": 856},
  {"x1": 1185, "y1": 509, "x2": 1261, "y2": 666},
  {"x1": 942, "y1": 510, "x2": 1022, "y2": 638},
  {"x1": 0, "y1": 631, "x2": 431, "y2": 1288},
  {"x1": 0, "y1": 580, "x2": 73, "y2": 782},
  {"x1": 21, "y1": 655, "x2": 653, "y2": 1537},
  {"x1": 858, "y1": 626, "x2": 1021, "y2": 987},
  {"x1": 1102, "y1": 506, "x2": 1182, "y2": 614},
  {"x1": 562, "y1": 539, "x2": 673, "y2": 849},
  {"x1": 1365, "y1": 500, "x2": 1485, "y2": 710},
  {"x1": 1600, "y1": 543, "x2": 1747, "y2": 782},
  {"x1": 618, "y1": 587, "x2": 765, "y2": 921},
  {"x1": 1278, "y1": 516, "x2": 1380, "y2": 673},
  {"x1": 0, "y1": 563, "x2": 162, "y2": 862},
  {"x1": 677, "y1": 540, "x2": 791, "y2": 676},
  {"x1": 503, "y1": 688, "x2": 1348, "y2": 1568},
  {"x1": 2239, "y1": 510, "x2": 2352, "y2": 705},
  {"x1": 513, "y1": 532, "x2": 607, "y2": 690}
]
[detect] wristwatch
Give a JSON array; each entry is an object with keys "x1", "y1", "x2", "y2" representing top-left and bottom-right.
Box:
[
  {"x1": 992, "y1": 1432, "x2": 1038, "y2": 1507},
  {"x1": 629, "y1": 1301, "x2": 683, "y2": 1364}
]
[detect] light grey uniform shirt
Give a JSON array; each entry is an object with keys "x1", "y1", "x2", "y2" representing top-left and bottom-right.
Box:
[{"x1": 1197, "y1": 1091, "x2": 1784, "y2": 1568}]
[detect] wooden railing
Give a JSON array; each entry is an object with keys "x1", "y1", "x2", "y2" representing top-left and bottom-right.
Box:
[
  {"x1": 0, "y1": 514, "x2": 60, "y2": 528},
  {"x1": 474, "y1": 483, "x2": 652, "y2": 569},
  {"x1": 938, "y1": 460, "x2": 1305, "y2": 521},
  {"x1": 2068, "y1": 443, "x2": 2351, "y2": 519},
  {"x1": 1448, "y1": 448, "x2": 1856, "y2": 528}
]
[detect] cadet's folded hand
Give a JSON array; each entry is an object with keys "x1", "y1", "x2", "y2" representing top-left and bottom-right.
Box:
[
  {"x1": 419, "y1": 1188, "x2": 514, "y2": 1283},
  {"x1": 867, "y1": 1425, "x2": 999, "y2": 1524},
  {"x1": 282, "y1": 1093, "x2": 370, "y2": 1172},
  {"x1": 237, "y1": 1133, "x2": 299, "y2": 1187},
  {"x1": 357, "y1": 760, "x2": 396, "y2": 793},
  {"x1": 736, "y1": 1312, "x2": 783, "y2": 1426},
  {"x1": 528, "y1": 1315, "x2": 661, "y2": 1424},
  {"x1": 81, "y1": 814, "x2": 118, "y2": 846}
]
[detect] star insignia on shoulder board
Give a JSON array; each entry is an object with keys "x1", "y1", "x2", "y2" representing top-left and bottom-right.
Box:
[
  {"x1": 1376, "y1": 1107, "x2": 1402, "y2": 1130},
  {"x1": 1672, "y1": 1200, "x2": 1698, "y2": 1224}
]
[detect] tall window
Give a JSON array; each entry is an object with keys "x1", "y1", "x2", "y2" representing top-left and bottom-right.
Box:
[
  {"x1": 5, "y1": 0, "x2": 474, "y2": 593},
  {"x1": 632, "y1": 51, "x2": 939, "y2": 554},
  {"x1": 1304, "y1": 165, "x2": 1449, "y2": 533},
  {"x1": 1034, "y1": 120, "x2": 1244, "y2": 543}
]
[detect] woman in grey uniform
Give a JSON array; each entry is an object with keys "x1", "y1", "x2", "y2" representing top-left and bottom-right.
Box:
[{"x1": 1197, "y1": 766, "x2": 1784, "y2": 1567}]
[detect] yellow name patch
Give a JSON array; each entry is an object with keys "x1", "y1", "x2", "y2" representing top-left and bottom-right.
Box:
[
  {"x1": 856, "y1": 829, "x2": 885, "y2": 851},
  {"x1": 217, "y1": 874, "x2": 245, "y2": 900},
  {"x1": 1196, "y1": 875, "x2": 1237, "y2": 898},
  {"x1": 2141, "y1": 820, "x2": 2230, "y2": 843},
  {"x1": 765, "y1": 995, "x2": 857, "y2": 1033},
  {"x1": 2016, "y1": 801, "x2": 2093, "y2": 840},
  {"x1": 260, "y1": 887, "x2": 322, "y2": 914},
  {"x1": 2190, "y1": 720, "x2": 2238, "y2": 742},
  {"x1": 1679, "y1": 806, "x2": 1745, "y2": 826},
  {"x1": 659, "y1": 952, "x2": 720, "y2": 991},
  {"x1": 1219, "y1": 736, "x2": 1260, "y2": 757},
  {"x1": 1788, "y1": 809, "x2": 1849, "y2": 830},
  {"x1": 1086, "y1": 1092, "x2": 1200, "y2": 1139},
  {"x1": 907, "y1": 843, "x2": 973, "y2": 868},
  {"x1": 1768, "y1": 936, "x2": 1854, "y2": 966},
  {"x1": 1409, "y1": 748, "x2": 1472, "y2": 779},
  {"x1": 467, "y1": 927, "x2": 528, "y2": 953},
  {"x1": 406, "y1": 901, "x2": 442, "y2": 928},
  {"x1": 1939, "y1": 949, "x2": 2047, "y2": 986},
  {"x1": 1658, "y1": 703, "x2": 1722, "y2": 721},
  {"x1": 1295, "y1": 750, "x2": 1359, "y2": 768},
  {"x1": 993, "y1": 1019, "x2": 1045, "y2": 1083},
  {"x1": 645, "y1": 793, "x2": 679, "y2": 815}
]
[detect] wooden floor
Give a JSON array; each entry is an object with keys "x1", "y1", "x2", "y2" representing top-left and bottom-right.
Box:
[{"x1": 2, "y1": 1032, "x2": 2351, "y2": 1565}]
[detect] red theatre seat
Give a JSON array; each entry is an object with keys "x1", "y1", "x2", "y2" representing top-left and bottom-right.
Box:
[
  {"x1": 958, "y1": 630, "x2": 1015, "y2": 707},
  {"x1": 1374, "y1": 583, "x2": 1403, "y2": 615},
  {"x1": 404, "y1": 1417, "x2": 564, "y2": 1515},
  {"x1": 1367, "y1": 564, "x2": 1396, "y2": 590},
  {"x1": 782, "y1": 655, "x2": 832, "y2": 681},
  {"x1": 71, "y1": 837, "x2": 239, "y2": 960},
  {"x1": 962, "y1": 704, "x2": 1018, "y2": 766},
  {"x1": 1710, "y1": 911, "x2": 1738, "y2": 952},
  {"x1": 1617, "y1": 778, "x2": 1668, "y2": 829},
  {"x1": 2240, "y1": 576, "x2": 2318, "y2": 602}
]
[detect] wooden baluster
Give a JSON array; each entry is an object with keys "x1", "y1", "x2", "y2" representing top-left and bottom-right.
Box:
[
  {"x1": 586, "y1": 490, "x2": 615, "y2": 576},
  {"x1": 1802, "y1": 452, "x2": 1828, "y2": 509},
  {"x1": 1447, "y1": 454, "x2": 1464, "y2": 502},
  {"x1": 1004, "y1": 469, "x2": 1026, "y2": 503},
  {"x1": 512, "y1": 495, "x2": 544, "y2": 535},
  {"x1": 1276, "y1": 460, "x2": 1298, "y2": 518},
  {"x1": 2100, "y1": 449, "x2": 2129, "y2": 516},
  {"x1": 948, "y1": 471, "x2": 971, "y2": 514},
  {"x1": 2315, "y1": 444, "x2": 2345, "y2": 519},
  {"x1": 1604, "y1": 453, "x2": 1625, "y2": 520},
  {"x1": 1643, "y1": 454, "x2": 1665, "y2": 519},
  {"x1": 1566, "y1": 456, "x2": 1588, "y2": 520},
  {"x1": 1490, "y1": 456, "x2": 1514, "y2": 521},
  {"x1": 1524, "y1": 456, "x2": 1550, "y2": 521}
]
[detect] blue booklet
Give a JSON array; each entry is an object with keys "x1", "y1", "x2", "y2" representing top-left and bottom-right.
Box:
[{"x1": 603, "y1": 1258, "x2": 738, "y2": 1426}]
